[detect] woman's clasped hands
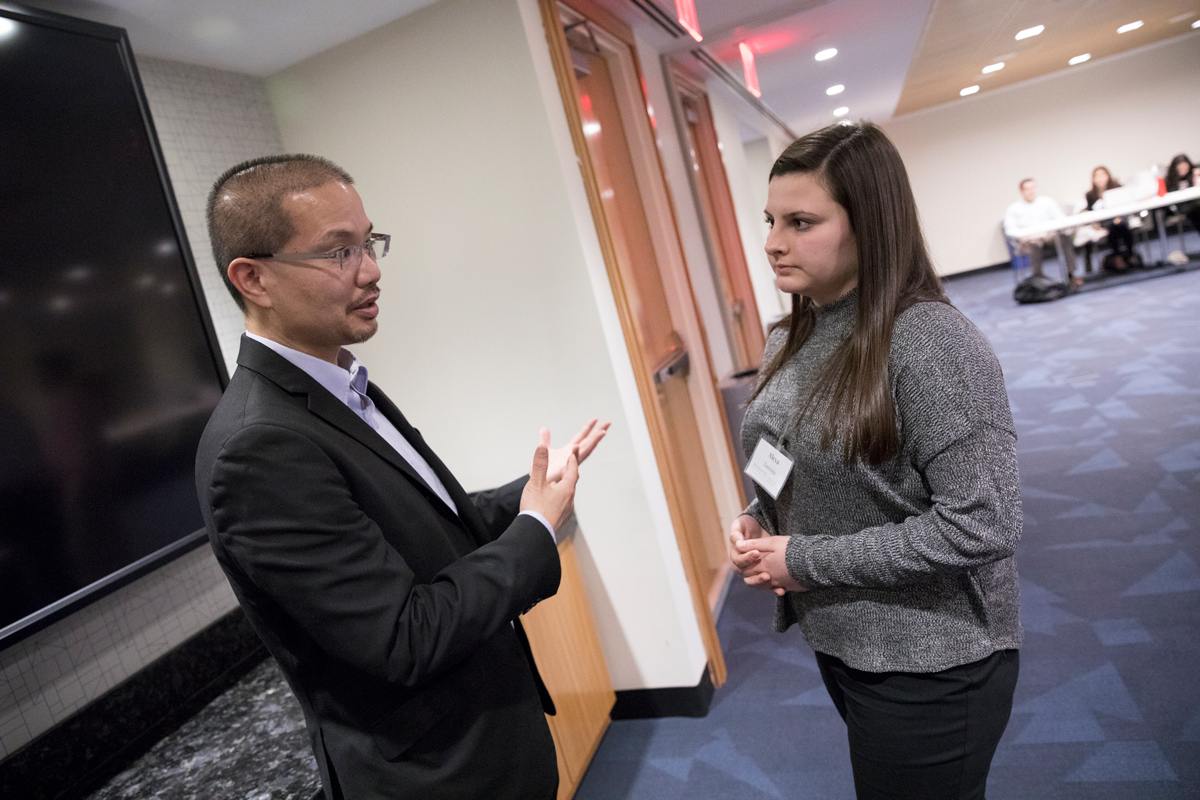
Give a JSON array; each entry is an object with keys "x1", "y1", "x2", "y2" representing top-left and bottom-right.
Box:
[{"x1": 727, "y1": 514, "x2": 807, "y2": 596}]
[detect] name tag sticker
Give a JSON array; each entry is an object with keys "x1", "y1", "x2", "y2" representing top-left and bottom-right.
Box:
[{"x1": 745, "y1": 438, "x2": 794, "y2": 499}]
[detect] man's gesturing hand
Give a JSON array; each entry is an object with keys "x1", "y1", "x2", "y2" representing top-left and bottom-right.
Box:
[
  {"x1": 546, "y1": 419, "x2": 610, "y2": 482},
  {"x1": 520, "y1": 428, "x2": 579, "y2": 533}
]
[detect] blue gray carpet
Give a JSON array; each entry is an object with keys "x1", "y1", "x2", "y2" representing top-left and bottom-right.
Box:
[{"x1": 575, "y1": 266, "x2": 1200, "y2": 800}]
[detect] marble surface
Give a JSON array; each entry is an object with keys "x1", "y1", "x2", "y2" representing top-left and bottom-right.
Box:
[{"x1": 86, "y1": 659, "x2": 320, "y2": 800}]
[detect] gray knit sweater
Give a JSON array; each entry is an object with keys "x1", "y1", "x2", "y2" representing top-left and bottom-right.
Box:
[{"x1": 742, "y1": 289, "x2": 1023, "y2": 673}]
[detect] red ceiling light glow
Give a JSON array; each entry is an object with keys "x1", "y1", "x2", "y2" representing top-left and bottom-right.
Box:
[
  {"x1": 739, "y1": 43, "x2": 761, "y2": 97},
  {"x1": 675, "y1": 0, "x2": 702, "y2": 42}
]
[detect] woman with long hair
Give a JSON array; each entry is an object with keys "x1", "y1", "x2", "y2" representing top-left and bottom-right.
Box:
[
  {"x1": 1165, "y1": 153, "x2": 1200, "y2": 242},
  {"x1": 1085, "y1": 165, "x2": 1136, "y2": 271},
  {"x1": 729, "y1": 122, "x2": 1021, "y2": 800},
  {"x1": 1166, "y1": 153, "x2": 1195, "y2": 193}
]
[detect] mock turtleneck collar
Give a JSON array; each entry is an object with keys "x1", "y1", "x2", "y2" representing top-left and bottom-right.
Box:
[{"x1": 812, "y1": 287, "x2": 858, "y2": 320}]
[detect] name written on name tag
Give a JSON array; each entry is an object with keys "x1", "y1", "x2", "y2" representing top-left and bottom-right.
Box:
[{"x1": 745, "y1": 437, "x2": 794, "y2": 500}]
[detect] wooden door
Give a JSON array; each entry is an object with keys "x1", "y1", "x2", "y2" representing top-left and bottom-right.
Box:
[
  {"x1": 540, "y1": 0, "x2": 729, "y2": 685},
  {"x1": 678, "y1": 85, "x2": 765, "y2": 371},
  {"x1": 521, "y1": 531, "x2": 614, "y2": 800}
]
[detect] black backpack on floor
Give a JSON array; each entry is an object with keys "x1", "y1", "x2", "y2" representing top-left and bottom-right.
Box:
[{"x1": 1013, "y1": 274, "x2": 1069, "y2": 304}]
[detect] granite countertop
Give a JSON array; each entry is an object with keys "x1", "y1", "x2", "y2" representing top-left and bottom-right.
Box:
[{"x1": 86, "y1": 658, "x2": 320, "y2": 800}]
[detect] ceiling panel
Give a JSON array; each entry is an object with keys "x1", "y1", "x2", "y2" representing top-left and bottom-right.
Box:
[
  {"x1": 895, "y1": 0, "x2": 1200, "y2": 115},
  {"x1": 10, "y1": 0, "x2": 443, "y2": 75},
  {"x1": 695, "y1": 0, "x2": 934, "y2": 137}
]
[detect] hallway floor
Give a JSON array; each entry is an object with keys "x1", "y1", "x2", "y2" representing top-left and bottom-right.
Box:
[{"x1": 575, "y1": 266, "x2": 1200, "y2": 800}]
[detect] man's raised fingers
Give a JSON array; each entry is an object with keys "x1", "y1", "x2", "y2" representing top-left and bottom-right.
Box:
[
  {"x1": 560, "y1": 451, "x2": 580, "y2": 488},
  {"x1": 579, "y1": 423, "x2": 610, "y2": 459},
  {"x1": 530, "y1": 443, "x2": 550, "y2": 486},
  {"x1": 570, "y1": 419, "x2": 597, "y2": 446}
]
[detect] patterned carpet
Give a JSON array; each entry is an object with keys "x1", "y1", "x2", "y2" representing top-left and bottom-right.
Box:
[{"x1": 575, "y1": 265, "x2": 1200, "y2": 800}]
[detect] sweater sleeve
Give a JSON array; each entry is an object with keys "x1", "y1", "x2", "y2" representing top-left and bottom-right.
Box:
[{"x1": 783, "y1": 304, "x2": 1022, "y2": 588}]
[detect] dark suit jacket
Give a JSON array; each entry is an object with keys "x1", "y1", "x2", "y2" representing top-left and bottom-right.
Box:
[{"x1": 195, "y1": 336, "x2": 561, "y2": 799}]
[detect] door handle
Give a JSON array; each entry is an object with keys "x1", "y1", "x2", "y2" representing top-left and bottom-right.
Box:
[{"x1": 653, "y1": 347, "x2": 690, "y2": 385}]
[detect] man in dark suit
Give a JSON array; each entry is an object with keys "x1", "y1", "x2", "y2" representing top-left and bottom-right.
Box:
[{"x1": 195, "y1": 154, "x2": 608, "y2": 799}]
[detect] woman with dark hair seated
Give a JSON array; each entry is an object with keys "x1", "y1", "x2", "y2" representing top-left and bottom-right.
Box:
[
  {"x1": 1166, "y1": 154, "x2": 1200, "y2": 243},
  {"x1": 1085, "y1": 166, "x2": 1137, "y2": 272}
]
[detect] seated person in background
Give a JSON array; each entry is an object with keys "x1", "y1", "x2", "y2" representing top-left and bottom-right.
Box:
[
  {"x1": 1004, "y1": 178, "x2": 1080, "y2": 286},
  {"x1": 1166, "y1": 153, "x2": 1200, "y2": 237},
  {"x1": 1085, "y1": 166, "x2": 1136, "y2": 271},
  {"x1": 1166, "y1": 154, "x2": 1196, "y2": 192}
]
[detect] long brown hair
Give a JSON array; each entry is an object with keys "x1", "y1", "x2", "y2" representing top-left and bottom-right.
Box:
[
  {"x1": 751, "y1": 122, "x2": 948, "y2": 466},
  {"x1": 1086, "y1": 165, "x2": 1121, "y2": 209},
  {"x1": 1166, "y1": 153, "x2": 1194, "y2": 193}
]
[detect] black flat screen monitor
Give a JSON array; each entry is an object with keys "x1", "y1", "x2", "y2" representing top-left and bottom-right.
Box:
[{"x1": 0, "y1": 5, "x2": 227, "y2": 644}]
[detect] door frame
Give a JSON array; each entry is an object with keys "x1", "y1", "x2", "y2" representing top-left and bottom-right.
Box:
[
  {"x1": 537, "y1": 0, "x2": 734, "y2": 686},
  {"x1": 666, "y1": 67, "x2": 767, "y2": 373}
]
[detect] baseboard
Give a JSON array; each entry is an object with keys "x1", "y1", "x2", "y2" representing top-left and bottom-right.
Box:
[
  {"x1": 0, "y1": 608, "x2": 267, "y2": 799},
  {"x1": 941, "y1": 261, "x2": 1012, "y2": 280},
  {"x1": 610, "y1": 665, "x2": 714, "y2": 720}
]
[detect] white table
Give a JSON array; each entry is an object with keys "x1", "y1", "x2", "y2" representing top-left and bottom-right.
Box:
[{"x1": 1008, "y1": 185, "x2": 1200, "y2": 265}]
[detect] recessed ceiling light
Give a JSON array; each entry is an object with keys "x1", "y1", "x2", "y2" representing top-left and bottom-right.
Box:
[
  {"x1": 815, "y1": 48, "x2": 837, "y2": 61},
  {"x1": 1068, "y1": 53, "x2": 1091, "y2": 65},
  {"x1": 960, "y1": 85, "x2": 980, "y2": 96},
  {"x1": 833, "y1": 106, "x2": 849, "y2": 116},
  {"x1": 1193, "y1": 19, "x2": 1200, "y2": 29},
  {"x1": 982, "y1": 62, "x2": 1005, "y2": 74},
  {"x1": 0, "y1": 17, "x2": 15, "y2": 38},
  {"x1": 1117, "y1": 20, "x2": 1143, "y2": 33},
  {"x1": 826, "y1": 84, "x2": 844, "y2": 95},
  {"x1": 1015, "y1": 25, "x2": 1044, "y2": 40}
]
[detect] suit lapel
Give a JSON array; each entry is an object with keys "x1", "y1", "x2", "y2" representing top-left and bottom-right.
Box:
[
  {"x1": 236, "y1": 337, "x2": 442, "y2": 508},
  {"x1": 368, "y1": 385, "x2": 493, "y2": 547}
]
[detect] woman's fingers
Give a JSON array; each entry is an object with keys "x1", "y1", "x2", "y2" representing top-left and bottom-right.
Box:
[
  {"x1": 731, "y1": 552, "x2": 761, "y2": 574},
  {"x1": 743, "y1": 570, "x2": 772, "y2": 587}
]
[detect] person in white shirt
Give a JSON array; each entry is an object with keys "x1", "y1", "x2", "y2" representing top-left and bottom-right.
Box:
[{"x1": 1003, "y1": 178, "x2": 1080, "y2": 286}]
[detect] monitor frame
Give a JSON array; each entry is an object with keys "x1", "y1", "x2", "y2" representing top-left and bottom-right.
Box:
[{"x1": 0, "y1": 3, "x2": 230, "y2": 649}]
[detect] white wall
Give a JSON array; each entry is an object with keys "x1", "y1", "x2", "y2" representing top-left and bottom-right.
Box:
[
  {"x1": 707, "y1": 85, "x2": 789, "y2": 327},
  {"x1": 630, "y1": 33, "x2": 747, "y2": 538},
  {"x1": 266, "y1": 0, "x2": 708, "y2": 690},
  {"x1": 0, "y1": 57, "x2": 282, "y2": 761},
  {"x1": 884, "y1": 33, "x2": 1200, "y2": 275},
  {"x1": 641, "y1": 52, "x2": 737, "y2": 384},
  {"x1": 744, "y1": 137, "x2": 774, "y2": 230}
]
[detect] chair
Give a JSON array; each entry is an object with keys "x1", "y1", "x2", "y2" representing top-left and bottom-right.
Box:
[
  {"x1": 1071, "y1": 200, "x2": 1106, "y2": 273},
  {"x1": 1002, "y1": 223, "x2": 1031, "y2": 283},
  {"x1": 1163, "y1": 206, "x2": 1194, "y2": 263},
  {"x1": 1002, "y1": 222, "x2": 1071, "y2": 284}
]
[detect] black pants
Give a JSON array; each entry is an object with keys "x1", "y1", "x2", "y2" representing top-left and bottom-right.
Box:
[
  {"x1": 1104, "y1": 219, "x2": 1134, "y2": 258},
  {"x1": 816, "y1": 649, "x2": 1019, "y2": 800}
]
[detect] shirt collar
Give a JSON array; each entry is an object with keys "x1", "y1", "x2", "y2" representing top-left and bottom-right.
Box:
[{"x1": 245, "y1": 332, "x2": 365, "y2": 402}]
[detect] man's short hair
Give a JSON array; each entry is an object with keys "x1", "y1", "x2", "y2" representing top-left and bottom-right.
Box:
[
  {"x1": 1019, "y1": 178, "x2": 1035, "y2": 190},
  {"x1": 206, "y1": 154, "x2": 354, "y2": 311}
]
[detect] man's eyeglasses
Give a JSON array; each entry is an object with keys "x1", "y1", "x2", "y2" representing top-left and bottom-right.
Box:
[{"x1": 249, "y1": 233, "x2": 390, "y2": 271}]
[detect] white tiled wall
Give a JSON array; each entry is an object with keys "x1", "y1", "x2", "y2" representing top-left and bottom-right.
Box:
[
  {"x1": 0, "y1": 56, "x2": 283, "y2": 761},
  {"x1": 0, "y1": 547, "x2": 237, "y2": 759},
  {"x1": 139, "y1": 56, "x2": 285, "y2": 375}
]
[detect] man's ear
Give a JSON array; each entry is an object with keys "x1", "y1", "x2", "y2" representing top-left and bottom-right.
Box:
[{"x1": 227, "y1": 258, "x2": 272, "y2": 310}]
